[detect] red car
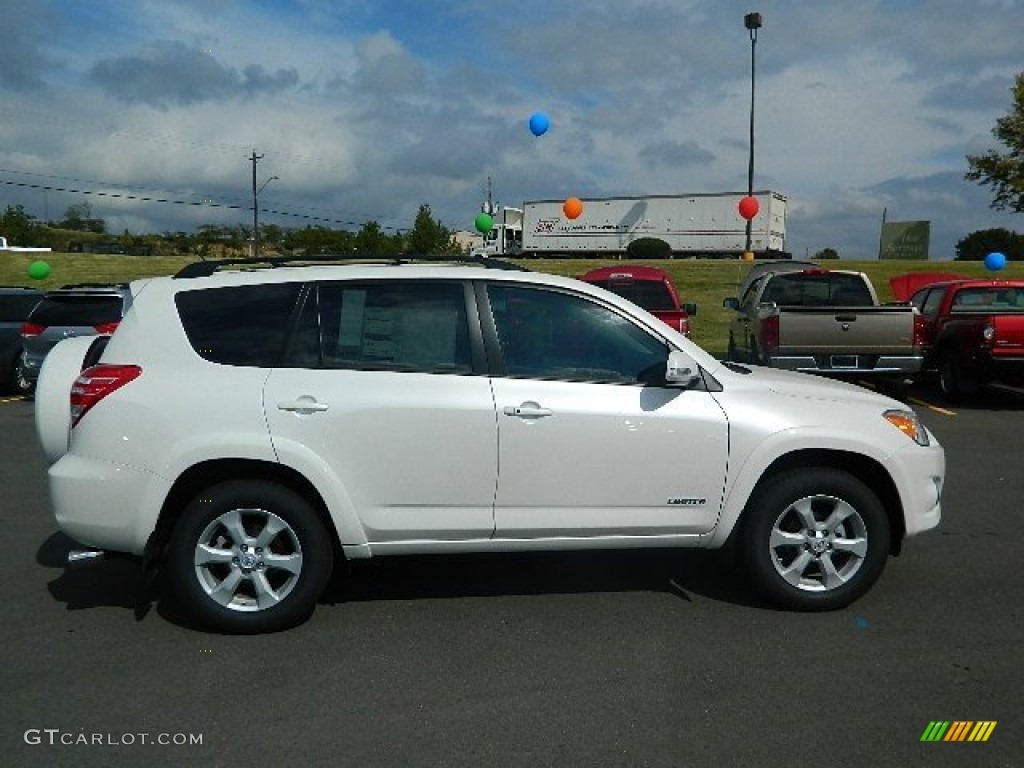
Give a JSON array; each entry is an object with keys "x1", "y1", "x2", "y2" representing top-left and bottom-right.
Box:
[
  {"x1": 908, "y1": 278, "x2": 1024, "y2": 399},
  {"x1": 579, "y1": 265, "x2": 696, "y2": 336}
]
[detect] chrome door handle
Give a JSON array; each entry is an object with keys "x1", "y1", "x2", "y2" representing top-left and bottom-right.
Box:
[
  {"x1": 503, "y1": 404, "x2": 552, "y2": 419},
  {"x1": 277, "y1": 397, "x2": 329, "y2": 414}
]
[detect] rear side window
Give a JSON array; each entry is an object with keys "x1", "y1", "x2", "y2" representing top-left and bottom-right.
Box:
[
  {"x1": 287, "y1": 281, "x2": 472, "y2": 373},
  {"x1": 762, "y1": 273, "x2": 872, "y2": 306},
  {"x1": 587, "y1": 279, "x2": 675, "y2": 311},
  {"x1": 29, "y1": 295, "x2": 123, "y2": 326},
  {"x1": 176, "y1": 283, "x2": 302, "y2": 366},
  {"x1": 0, "y1": 292, "x2": 42, "y2": 321}
]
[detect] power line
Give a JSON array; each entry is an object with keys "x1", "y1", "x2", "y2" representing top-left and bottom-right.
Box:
[{"x1": 0, "y1": 178, "x2": 406, "y2": 232}]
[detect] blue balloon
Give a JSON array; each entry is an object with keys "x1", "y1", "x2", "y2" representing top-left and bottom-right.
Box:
[
  {"x1": 528, "y1": 112, "x2": 550, "y2": 136},
  {"x1": 984, "y1": 251, "x2": 1007, "y2": 271}
]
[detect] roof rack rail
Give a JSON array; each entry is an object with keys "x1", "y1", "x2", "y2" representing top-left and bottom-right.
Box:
[
  {"x1": 55, "y1": 282, "x2": 130, "y2": 290},
  {"x1": 174, "y1": 253, "x2": 528, "y2": 279}
]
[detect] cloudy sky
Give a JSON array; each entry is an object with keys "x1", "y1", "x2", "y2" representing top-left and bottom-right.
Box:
[{"x1": 1, "y1": 0, "x2": 1021, "y2": 259}]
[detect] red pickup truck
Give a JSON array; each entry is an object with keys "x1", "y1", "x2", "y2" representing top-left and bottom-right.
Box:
[
  {"x1": 906, "y1": 278, "x2": 1024, "y2": 399},
  {"x1": 579, "y1": 265, "x2": 696, "y2": 336}
]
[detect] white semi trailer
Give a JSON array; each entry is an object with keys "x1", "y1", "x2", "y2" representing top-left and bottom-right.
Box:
[{"x1": 473, "y1": 191, "x2": 788, "y2": 259}]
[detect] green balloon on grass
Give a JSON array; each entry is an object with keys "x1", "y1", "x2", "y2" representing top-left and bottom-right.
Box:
[
  {"x1": 475, "y1": 213, "x2": 494, "y2": 234},
  {"x1": 27, "y1": 261, "x2": 51, "y2": 280}
]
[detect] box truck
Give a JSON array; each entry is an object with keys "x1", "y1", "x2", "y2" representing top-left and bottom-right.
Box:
[{"x1": 472, "y1": 191, "x2": 788, "y2": 259}]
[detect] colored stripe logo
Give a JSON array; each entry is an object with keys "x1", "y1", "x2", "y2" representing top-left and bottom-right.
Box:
[{"x1": 921, "y1": 721, "x2": 997, "y2": 742}]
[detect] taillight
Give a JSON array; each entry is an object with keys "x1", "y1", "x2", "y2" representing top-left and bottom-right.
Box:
[
  {"x1": 94, "y1": 321, "x2": 120, "y2": 335},
  {"x1": 70, "y1": 365, "x2": 142, "y2": 427},
  {"x1": 982, "y1": 323, "x2": 995, "y2": 344},
  {"x1": 912, "y1": 313, "x2": 926, "y2": 348},
  {"x1": 679, "y1": 317, "x2": 691, "y2": 337},
  {"x1": 762, "y1": 315, "x2": 780, "y2": 354},
  {"x1": 21, "y1": 322, "x2": 45, "y2": 337}
]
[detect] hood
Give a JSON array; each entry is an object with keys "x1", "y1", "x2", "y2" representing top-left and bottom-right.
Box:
[{"x1": 715, "y1": 361, "x2": 904, "y2": 408}]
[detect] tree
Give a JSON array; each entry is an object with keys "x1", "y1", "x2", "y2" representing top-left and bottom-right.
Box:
[
  {"x1": 406, "y1": 204, "x2": 458, "y2": 256},
  {"x1": 813, "y1": 247, "x2": 840, "y2": 260},
  {"x1": 59, "y1": 202, "x2": 107, "y2": 233},
  {"x1": 0, "y1": 204, "x2": 45, "y2": 245},
  {"x1": 966, "y1": 72, "x2": 1024, "y2": 212},
  {"x1": 955, "y1": 228, "x2": 1023, "y2": 261}
]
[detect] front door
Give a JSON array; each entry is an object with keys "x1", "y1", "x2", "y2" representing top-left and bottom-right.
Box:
[{"x1": 485, "y1": 284, "x2": 729, "y2": 539}]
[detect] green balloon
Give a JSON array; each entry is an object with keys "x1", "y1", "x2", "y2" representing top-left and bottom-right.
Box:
[
  {"x1": 27, "y1": 261, "x2": 51, "y2": 280},
  {"x1": 474, "y1": 213, "x2": 494, "y2": 234}
]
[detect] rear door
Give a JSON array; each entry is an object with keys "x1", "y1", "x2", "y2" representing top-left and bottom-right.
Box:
[{"x1": 263, "y1": 280, "x2": 499, "y2": 542}]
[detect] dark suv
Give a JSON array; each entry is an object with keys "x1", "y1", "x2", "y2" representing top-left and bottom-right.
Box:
[
  {"x1": 16, "y1": 284, "x2": 130, "y2": 394},
  {"x1": 0, "y1": 287, "x2": 44, "y2": 393}
]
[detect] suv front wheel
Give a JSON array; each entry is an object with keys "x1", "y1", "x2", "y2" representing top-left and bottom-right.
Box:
[
  {"x1": 742, "y1": 469, "x2": 889, "y2": 611},
  {"x1": 166, "y1": 480, "x2": 333, "y2": 633}
]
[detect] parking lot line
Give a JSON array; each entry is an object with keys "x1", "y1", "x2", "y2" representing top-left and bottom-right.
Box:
[
  {"x1": 0, "y1": 396, "x2": 27, "y2": 404},
  {"x1": 908, "y1": 397, "x2": 956, "y2": 417}
]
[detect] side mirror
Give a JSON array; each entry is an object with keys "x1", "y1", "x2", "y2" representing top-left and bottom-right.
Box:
[
  {"x1": 681, "y1": 303, "x2": 697, "y2": 316},
  {"x1": 722, "y1": 297, "x2": 739, "y2": 310},
  {"x1": 665, "y1": 350, "x2": 702, "y2": 388}
]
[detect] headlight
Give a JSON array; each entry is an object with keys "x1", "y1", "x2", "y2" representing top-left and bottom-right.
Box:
[{"x1": 883, "y1": 409, "x2": 930, "y2": 446}]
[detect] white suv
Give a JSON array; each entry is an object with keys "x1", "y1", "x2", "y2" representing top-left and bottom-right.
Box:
[{"x1": 35, "y1": 258, "x2": 945, "y2": 633}]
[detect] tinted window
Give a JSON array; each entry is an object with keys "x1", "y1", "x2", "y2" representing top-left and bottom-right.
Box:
[
  {"x1": 762, "y1": 273, "x2": 872, "y2": 306},
  {"x1": 487, "y1": 285, "x2": 668, "y2": 383},
  {"x1": 952, "y1": 287, "x2": 1024, "y2": 311},
  {"x1": 287, "y1": 281, "x2": 472, "y2": 374},
  {"x1": 588, "y1": 279, "x2": 675, "y2": 311},
  {"x1": 920, "y1": 289, "x2": 944, "y2": 315},
  {"x1": 30, "y1": 295, "x2": 124, "y2": 326},
  {"x1": 176, "y1": 283, "x2": 302, "y2": 366},
  {"x1": 0, "y1": 292, "x2": 42, "y2": 322}
]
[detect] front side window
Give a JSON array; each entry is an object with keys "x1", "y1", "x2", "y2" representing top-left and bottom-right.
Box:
[
  {"x1": 487, "y1": 284, "x2": 668, "y2": 383},
  {"x1": 288, "y1": 281, "x2": 472, "y2": 374}
]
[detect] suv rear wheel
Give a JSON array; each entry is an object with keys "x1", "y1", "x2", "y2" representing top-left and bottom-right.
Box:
[
  {"x1": 742, "y1": 469, "x2": 889, "y2": 611},
  {"x1": 166, "y1": 480, "x2": 333, "y2": 633}
]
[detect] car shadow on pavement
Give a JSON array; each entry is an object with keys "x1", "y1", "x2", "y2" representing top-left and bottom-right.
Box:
[
  {"x1": 39, "y1": 532, "x2": 158, "y2": 621},
  {"x1": 325, "y1": 548, "x2": 762, "y2": 609},
  {"x1": 39, "y1": 533, "x2": 768, "y2": 631}
]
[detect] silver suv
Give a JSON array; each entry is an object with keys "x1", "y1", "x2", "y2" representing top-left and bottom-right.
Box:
[{"x1": 17, "y1": 283, "x2": 129, "y2": 394}]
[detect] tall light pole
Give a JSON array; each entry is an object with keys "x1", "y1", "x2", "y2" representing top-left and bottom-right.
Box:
[{"x1": 744, "y1": 12, "x2": 762, "y2": 259}]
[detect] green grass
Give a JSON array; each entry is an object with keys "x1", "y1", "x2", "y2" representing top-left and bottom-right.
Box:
[{"x1": 3, "y1": 252, "x2": 1021, "y2": 358}]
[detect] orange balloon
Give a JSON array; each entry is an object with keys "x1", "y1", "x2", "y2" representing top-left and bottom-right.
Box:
[{"x1": 563, "y1": 197, "x2": 583, "y2": 219}]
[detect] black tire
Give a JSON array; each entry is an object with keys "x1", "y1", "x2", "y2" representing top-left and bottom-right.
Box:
[
  {"x1": 741, "y1": 469, "x2": 890, "y2": 611},
  {"x1": 938, "y1": 350, "x2": 977, "y2": 402},
  {"x1": 727, "y1": 334, "x2": 739, "y2": 362},
  {"x1": 166, "y1": 480, "x2": 333, "y2": 633}
]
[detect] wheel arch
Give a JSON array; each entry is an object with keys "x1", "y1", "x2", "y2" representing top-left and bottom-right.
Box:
[
  {"x1": 145, "y1": 458, "x2": 345, "y2": 568},
  {"x1": 722, "y1": 448, "x2": 905, "y2": 556}
]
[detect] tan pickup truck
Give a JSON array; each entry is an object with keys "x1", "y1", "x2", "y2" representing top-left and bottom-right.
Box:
[{"x1": 723, "y1": 262, "x2": 924, "y2": 381}]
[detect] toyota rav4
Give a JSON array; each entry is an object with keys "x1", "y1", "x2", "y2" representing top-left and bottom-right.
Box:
[{"x1": 35, "y1": 257, "x2": 945, "y2": 633}]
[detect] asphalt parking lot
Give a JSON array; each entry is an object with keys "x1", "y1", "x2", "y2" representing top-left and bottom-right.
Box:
[{"x1": 1, "y1": 385, "x2": 1021, "y2": 768}]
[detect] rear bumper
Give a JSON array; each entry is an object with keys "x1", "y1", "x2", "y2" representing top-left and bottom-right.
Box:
[
  {"x1": 769, "y1": 354, "x2": 923, "y2": 376},
  {"x1": 49, "y1": 453, "x2": 169, "y2": 556}
]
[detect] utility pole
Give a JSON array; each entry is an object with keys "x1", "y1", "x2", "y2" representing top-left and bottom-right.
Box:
[{"x1": 250, "y1": 150, "x2": 263, "y2": 257}]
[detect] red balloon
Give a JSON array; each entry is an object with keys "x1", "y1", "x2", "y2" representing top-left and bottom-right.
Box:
[
  {"x1": 563, "y1": 197, "x2": 583, "y2": 219},
  {"x1": 738, "y1": 196, "x2": 760, "y2": 220}
]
